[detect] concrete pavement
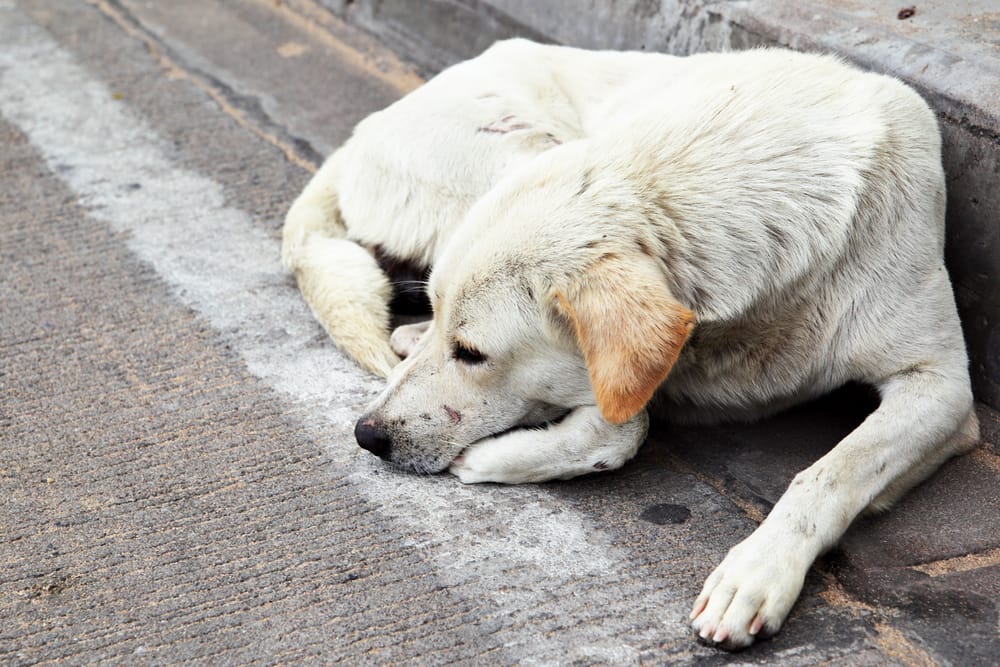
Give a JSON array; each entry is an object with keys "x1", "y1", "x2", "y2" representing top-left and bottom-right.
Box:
[{"x1": 1, "y1": 0, "x2": 998, "y2": 664}]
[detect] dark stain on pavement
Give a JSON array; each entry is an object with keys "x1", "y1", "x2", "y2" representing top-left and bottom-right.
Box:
[{"x1": 640, "y1": 503, "x2": 691, "y2": 525}]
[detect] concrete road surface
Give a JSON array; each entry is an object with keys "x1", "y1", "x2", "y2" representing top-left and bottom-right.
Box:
[{"x1": 2, "y1": 0, "x2": 999, "y2": 664}]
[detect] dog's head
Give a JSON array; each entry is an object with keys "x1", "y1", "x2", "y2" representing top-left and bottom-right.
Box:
[{"x1": 355, "y1": 164, "x2": 695, "y2": 474}]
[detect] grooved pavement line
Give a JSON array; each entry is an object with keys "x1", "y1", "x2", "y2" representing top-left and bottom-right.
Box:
[
  {"x1": 88, "y1": 0, "x2": 322, "y2": 173},
  {"x1": 0, "y1": 2, "x2": 709, "y2": 661}
]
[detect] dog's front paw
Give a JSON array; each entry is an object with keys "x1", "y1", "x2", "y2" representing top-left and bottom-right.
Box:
[
  {"x1": 447, "y1": 440, "x2": 535, "y2": 484},
  {"x1": 448, "y1": 457, "x2": 495, "y2": 485},
  {"x1": 448, "y1": 407, "x2": 647, "y2": 484},
  {"x1": 689, "y1": 533, "x2": 808, "y2": 650}
]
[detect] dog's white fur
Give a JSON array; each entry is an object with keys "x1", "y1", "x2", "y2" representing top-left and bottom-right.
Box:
[{"x1": 283, "y1": 40, "x2": 979, "y2": 649}]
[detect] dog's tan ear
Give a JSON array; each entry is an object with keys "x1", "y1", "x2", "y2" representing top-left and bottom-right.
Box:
[{"x1": 555, "y1": 253, "x2": 694, "y2": 424}]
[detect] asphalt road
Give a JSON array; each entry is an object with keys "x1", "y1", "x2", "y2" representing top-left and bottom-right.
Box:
[{"x1": 2, "y1": 0, "x2": 999, "y2": 664}]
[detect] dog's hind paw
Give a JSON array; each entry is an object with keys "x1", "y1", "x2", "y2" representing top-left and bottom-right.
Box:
[{"x1": 390, "y1": 321, "x2": 431, "y2": 358}]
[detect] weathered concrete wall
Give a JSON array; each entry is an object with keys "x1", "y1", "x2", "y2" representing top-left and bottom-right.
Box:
[{"x1": 317, "y1": 0, "x2": 1000, "y2": 409}]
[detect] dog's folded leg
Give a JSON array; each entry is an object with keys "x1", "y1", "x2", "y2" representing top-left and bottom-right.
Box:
[
  {"x1": 283, "y1": 154, "x2": 400, "y2": 377},
  {"x1": 690, "y1": 364, "x2": 978, "y2": 649},
  {"x1": 449, "y1": 406, "x2": 648, "y2": 484},
  {"x1": 294, "y1": 236, "x2": 400, "y2": 377}
]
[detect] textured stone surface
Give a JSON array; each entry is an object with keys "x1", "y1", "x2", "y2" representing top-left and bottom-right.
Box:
[{"x1": 832, "y1": 562, "x2": 1000, "y2": 666}]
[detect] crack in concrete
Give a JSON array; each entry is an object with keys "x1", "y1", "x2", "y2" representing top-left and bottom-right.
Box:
[
  {"x1": 273, "y1": 0, "x2": 424, "y2": 93},
  {"x1": 665, "y1": 453, "x2": 766, "y2": 523},
  {"x1": 911, "y1": 545, "x2": 1000, "y2": 577},
  {"x1": 970, "y1": 446, "x2": 1000, "y2": 476},
  {"x1": 87, "y1": 0, "x2": 322, "y2": 173},
  {"x1": 817, "y1": 572, "x2": 938, "y2": 666},
  {"x1": 872, "y1": 622, "x2": 937, "y2": 667}
]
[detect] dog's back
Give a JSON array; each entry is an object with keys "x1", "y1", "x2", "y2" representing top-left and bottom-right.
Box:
[{"x1": 446, "y1": 48, "x2": 952, "y2": 420}]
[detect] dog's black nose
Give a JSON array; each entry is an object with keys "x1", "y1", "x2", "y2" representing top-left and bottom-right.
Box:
[{"x1": 355, "y1": 417, "x2": 392, "y2": 459}]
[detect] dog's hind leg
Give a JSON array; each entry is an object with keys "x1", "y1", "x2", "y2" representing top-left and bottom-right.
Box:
[
  {"x1": 282, "y1": 154, "x2": 347, "y2": 270},
  {"x1": 449, "y1": 406, "x2": 649, "y2": 484},
  {"x1": 283, "y1": 154, "x2": 400, "y2": 376},
  {"x1": 294, "y1": 236, "x2": 400, "y2": 376},
  {"x1": 690, "y1": 358, "x2": 977, "y2": 649}
]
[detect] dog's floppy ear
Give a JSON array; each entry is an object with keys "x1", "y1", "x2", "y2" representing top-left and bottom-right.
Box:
[{"x1": 555, "y1": 252, "x2": 694, "y2": 424}]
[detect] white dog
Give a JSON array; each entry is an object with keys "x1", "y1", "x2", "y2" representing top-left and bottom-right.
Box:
[{"x1": 282, "y1": 40, "x2": 979, "y2": 649}]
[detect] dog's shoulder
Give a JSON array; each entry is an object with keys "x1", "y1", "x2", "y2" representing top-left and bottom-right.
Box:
[{"x1": 593, "y1": 50, "x2": 941, "y2": 320}]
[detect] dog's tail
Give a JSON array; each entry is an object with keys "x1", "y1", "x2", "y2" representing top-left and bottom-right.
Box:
[{"x1": 282, "y1": 154, "x2": 400, "y2": 377}]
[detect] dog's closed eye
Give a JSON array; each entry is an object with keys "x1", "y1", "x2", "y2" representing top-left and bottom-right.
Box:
[{"x1": 452, "y1": 341, "x2": 488, "y2": 365}]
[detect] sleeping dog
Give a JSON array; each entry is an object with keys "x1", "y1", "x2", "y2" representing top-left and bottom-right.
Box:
[{"x1": 282, "y1": 40, "x2": 978, "y2": 649}]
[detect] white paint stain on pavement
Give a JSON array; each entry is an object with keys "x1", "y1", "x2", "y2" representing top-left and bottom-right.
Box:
[
  {"x1": 0, "y1": 2, "x2": 691, "y2": 658},
  {"x1": 0, "y1": 0, "x2": 616, "y2": 604}
]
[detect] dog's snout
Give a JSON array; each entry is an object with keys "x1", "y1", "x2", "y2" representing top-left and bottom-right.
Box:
[{"x1": 355, "y1": 417, "x2": 393, "y2": 459}]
